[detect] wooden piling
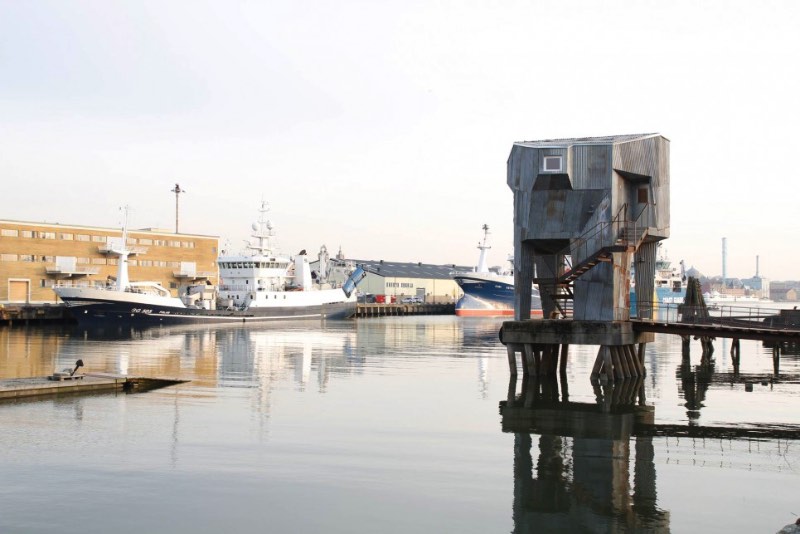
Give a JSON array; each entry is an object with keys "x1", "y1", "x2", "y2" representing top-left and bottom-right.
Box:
[
  {"x1": 773, "y1": 344, "x2": 781, "y2": 375},
  {"x1": 559, "y1": 344, "x2": 569, "y2": 376},
  {"x1": 591, "y1": 346, "x2": 605, "y2": 380},
  {"x1": 523, "y1": 344, "x2": 537, "y2": 377},
  {"x1": 506, "y1": 345, "x2": 518, "y2": 377}
]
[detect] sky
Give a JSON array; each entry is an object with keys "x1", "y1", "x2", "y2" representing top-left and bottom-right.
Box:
[{"x1": 1, "y1": 0, "x2": 799, "y2": 280}]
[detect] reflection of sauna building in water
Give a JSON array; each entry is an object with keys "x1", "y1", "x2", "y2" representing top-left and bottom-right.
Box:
[{"x1": 502, "y1": 384, "x2": 670, "y2": 533}]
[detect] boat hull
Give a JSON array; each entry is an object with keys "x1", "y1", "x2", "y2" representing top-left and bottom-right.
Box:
[
  {"x1": 57, "y1": 287, "x2": 356, "y2": 327},
  {"x1": 453, "y1": 274, "x2": 542, "y2": 318}
]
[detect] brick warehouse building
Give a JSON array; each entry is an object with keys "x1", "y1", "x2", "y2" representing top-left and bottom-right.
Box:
[{"x1": 0, "y1": 219, "x2": 219, "y2": 304}]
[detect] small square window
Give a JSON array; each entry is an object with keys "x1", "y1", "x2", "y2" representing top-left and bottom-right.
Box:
[{"x1": 543, "y1": 156, "x2": 562, "y2": 172}]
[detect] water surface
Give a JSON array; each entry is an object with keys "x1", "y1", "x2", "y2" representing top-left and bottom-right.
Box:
[{"x1": 1, "y1": 315, "x2": 799, "y2": 533}]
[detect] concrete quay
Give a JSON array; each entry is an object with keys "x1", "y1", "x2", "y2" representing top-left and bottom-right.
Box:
[
  {"x1": 0, "y1": 303, "x2": 71, "y2": 326},
  {"x1": 356, "y1": 303, "x2": 454, "y2": 318}
]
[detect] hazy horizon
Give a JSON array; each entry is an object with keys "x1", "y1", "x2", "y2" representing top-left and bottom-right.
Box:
[{"x1": 2, "y1": 1, "x2": 798, "y2": 280}]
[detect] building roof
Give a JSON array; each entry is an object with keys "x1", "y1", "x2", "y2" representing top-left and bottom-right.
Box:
[
  {"x1": 353, "y1": 259, "x2": 472, "y2": 280},
  {"x1": 515, "y1": 133, "x2": 663, "y2": 148},
  {"x1": 0, "y1": 219, "x2": 218, "y2": 239}
]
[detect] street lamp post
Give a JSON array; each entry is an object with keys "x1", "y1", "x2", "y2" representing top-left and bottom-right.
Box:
[{"x1": 171, "y1": 183, "x2": 185, "y2": 234}]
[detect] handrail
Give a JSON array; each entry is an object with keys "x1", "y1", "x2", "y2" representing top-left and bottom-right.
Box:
[
  {"x1": 538, "y1": 203, "x2": 632, "y2": 280},
  {"x1": 630, "y1": 301, "x2": 791, "y2": 329}
]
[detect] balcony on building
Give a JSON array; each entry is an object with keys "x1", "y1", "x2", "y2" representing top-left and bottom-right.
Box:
[{"x1": 45, "y1": 256, "x2": 100, "y2": 278}]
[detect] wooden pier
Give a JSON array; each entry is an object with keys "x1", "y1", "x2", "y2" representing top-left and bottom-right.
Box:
[
  {"x1": 0, "y1": 373, "x2": 187, "y2": 402},
  {"x1": 0, "y1": 303, "x2": 71, "y2": 326},
  {"x1": 356, "y1": 302, "x2": 454, "y2": 318}
]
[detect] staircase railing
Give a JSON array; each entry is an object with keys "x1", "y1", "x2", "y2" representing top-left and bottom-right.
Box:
[{"x1": 535, "y1": 203, "x2": 651, "y2": 318}]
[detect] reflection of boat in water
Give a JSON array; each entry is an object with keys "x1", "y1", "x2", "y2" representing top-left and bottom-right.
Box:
[
  {"x1": 452, "y1": 225, "x2": 542, "y2": 317},
  {"x1": 56, "y1": 203, "x2": 366, "y2": 327}
]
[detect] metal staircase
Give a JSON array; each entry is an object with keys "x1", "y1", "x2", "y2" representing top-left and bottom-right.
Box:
[{"x1": 535, "y1": 204, "x2": 650, "y2": 318}]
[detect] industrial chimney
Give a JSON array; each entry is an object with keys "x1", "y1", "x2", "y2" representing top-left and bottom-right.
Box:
[{"x1": 722, "y1": 237, "x2": 727, "y2": 287}]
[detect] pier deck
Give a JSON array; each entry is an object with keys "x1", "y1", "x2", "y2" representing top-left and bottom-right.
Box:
[{"x1": 0, "y1": 373, "x2": 187, "y2": 402}]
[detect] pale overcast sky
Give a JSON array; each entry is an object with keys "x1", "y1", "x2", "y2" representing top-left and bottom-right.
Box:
[{"x1": 1, "y1": 1, "x2": 799, "y2": 279}]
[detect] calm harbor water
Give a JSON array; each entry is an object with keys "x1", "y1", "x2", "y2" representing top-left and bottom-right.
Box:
[{"x1": 1, "y1": 312, "x2": 800, "y2": 533}]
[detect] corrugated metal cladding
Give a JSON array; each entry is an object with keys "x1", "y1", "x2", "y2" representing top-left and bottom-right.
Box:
[
  {"x1": 612, "y1": 137, "x2": 668, "y2": 185},
  {"x1": 507, "y1": 147, "x2": 522, "y2": 189},
  {"x1": 634, "y1": 241, "x2": 658, "y2": 319},
  {"x1": 571, "y1": 144, "x2": 612, "y2": 190},
  {"x1": 520, "y1": 147, "x2": 537, "y2": 192}
]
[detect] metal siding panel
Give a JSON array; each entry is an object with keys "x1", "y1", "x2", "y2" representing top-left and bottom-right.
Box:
[{"x1": 572, "y1": 144, "x2": 612, "y2": 190}]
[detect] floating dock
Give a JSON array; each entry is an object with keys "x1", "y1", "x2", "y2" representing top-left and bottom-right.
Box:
[{"x1": 0, "y1": 373, "x2": 187, "y2": 402}]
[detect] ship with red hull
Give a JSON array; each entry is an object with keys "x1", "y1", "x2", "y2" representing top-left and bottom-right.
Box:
[{"x1": 452, "y1": 225, "x2": 542, "y2": 318}]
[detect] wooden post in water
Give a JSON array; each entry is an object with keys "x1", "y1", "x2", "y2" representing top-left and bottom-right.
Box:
[
  {"x1": 523, "y1": 344, "x2": 537, "y2": 377},
  {"x1": 681, "y1": 335, "x2": 691, "y2": 357},
  {"x1": 773, "y1": 344, "x2": 781, "y2": 375},
  {"x1": 506, "y1": 345, "x2": 518, "y2": 377},
  {"x1": 507, "y1": 375, "x2": 516, "y2": 404},
  {"x1": 591, "y1": 346, "x2": 605, "y2": 382},
  {"x1": 559, "y1": 344, "x2": 569, "y2": 376},
  {"x1": 637, "y1": 343, "x2": 647, "y2": 373}
]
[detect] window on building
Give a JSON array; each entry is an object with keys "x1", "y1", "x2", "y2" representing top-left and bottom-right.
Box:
[
  {"x1": 1, "y1": 229, "x2": 19, "y2": 237},
  {"x1": 543, "y1": 155, "x2": 563, "y2": 172},
  {"x1": 76, "y1": 234, "x2": 90, "y2": 241},
  {"x1": 139, "y1": 238, "x2": 152, "y2": 245},
  {"x1": 60, "y1": 233, "x2": 73, "y2": 240},
  {"x1": 92, "y1": 235, "x2": 105, "y2": 243},
  {"x1": 92, "y1": 258, "x2": 107, "y2": 265},
  {"x1": 42, "y1": 232, "x2": 56, "y2": 239},
  {"x1": 0, "y1": 254, "x2": 18, "y2": 261},
  {"x1": 638, "y1": 187, "x2": 648, "y2": 204},
  {"x1": 21, "y1": 230, "x2": 33, "y2": 238}
]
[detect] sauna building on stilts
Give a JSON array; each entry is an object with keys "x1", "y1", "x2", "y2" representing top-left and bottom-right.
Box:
[{"x1": 500, "y1": 133, "x2": 671, "y2": 381}]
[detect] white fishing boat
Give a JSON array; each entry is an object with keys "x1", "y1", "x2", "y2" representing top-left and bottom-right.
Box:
[{"x1": 55, "y1": 203, "x2": 365, "y2": 327}]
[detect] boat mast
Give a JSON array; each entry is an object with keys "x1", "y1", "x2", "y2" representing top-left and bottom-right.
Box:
[
  {"x1": 246, "y1": 201, "x2": 274, "y2": 256},
  {"x1": 114, "y1": 206, "x2": 131, "y2": 292},
  {"x1": 476, "y1": 224, "x2": 490, "y2": 273}
]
